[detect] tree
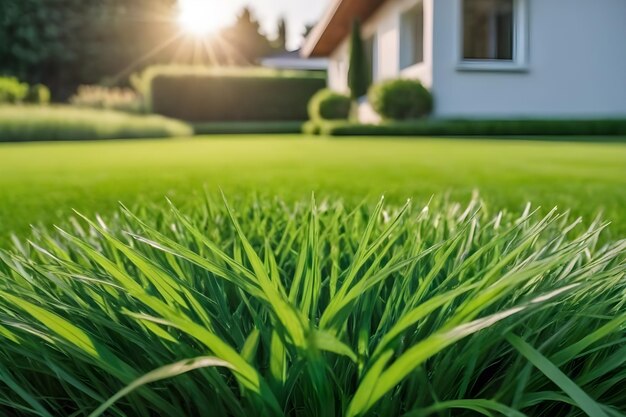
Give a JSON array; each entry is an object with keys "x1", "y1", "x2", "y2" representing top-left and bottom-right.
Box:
[
  {"x1": 275, "y1": 17, "x2": 287, "y2": 51},
  {"x1": 0, "y1": 2, "x2": 279, "y2": 98},
  {"x1": 347, "y1": 19, "x2": 369, "y2": 101},
  {"x1": 220, "y1": 7, "x2": 274, "y2": 65},
  {"x1": 0, "y1": 0, "x2": 178, "y2": 99}
]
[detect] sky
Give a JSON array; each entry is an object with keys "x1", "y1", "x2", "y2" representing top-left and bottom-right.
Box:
[{"x1": 200, "y1": 0, "x2": 330, "y2": 50}]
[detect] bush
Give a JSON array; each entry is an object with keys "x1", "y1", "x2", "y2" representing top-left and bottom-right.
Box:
[
  {"x1": 313, "y1": 119, "x2": 626, "y2": 138},
  {"x1": 302, "y1": 120, "x2": 322, "y2": 135},
  {"x1": 70, "y1": 85, "x2": 144, "y2": 113},
  {"x1": 0, "y1": 196, "x2": 624, "y2": 416},
  {"x1": 369, "y1": 79, "x2": 433, "y2": 120},
  {"x1": 26, "y1": 84, "x2": 51, "y2": 105},
  {"x1": 308, "y1": 89, "x2": 351, "y2": 121},
  {"x1": 302, "y1": 119, "x2": 346, "y2": 135},
  {"x1": 0, "y1": 106, "x2": 192, "y2": 142},
  {"x1": 0, "y1": 77, "x2": 29, "y2": 103},
  {"x1": 146, "y1": 66, "x2": 326, "y2": 122}
]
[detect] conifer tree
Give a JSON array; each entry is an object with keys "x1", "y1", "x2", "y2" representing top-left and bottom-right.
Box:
[{"x1": 347, "y1": 19, "x2": 369, "y2": 100}]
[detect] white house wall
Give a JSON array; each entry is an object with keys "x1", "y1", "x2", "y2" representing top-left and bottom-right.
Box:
[
  {"x1": 328, "y1": 0, "x2": 434, "y2": 92},
  {"x1": 329, "y1": 42, "x2": 350, "y2": 93},
  {"x1": 432, "y1": 0, "x2": 626, "y2": 118}
]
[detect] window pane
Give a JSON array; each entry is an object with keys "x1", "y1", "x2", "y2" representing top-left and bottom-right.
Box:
[
  {"x1": 463, "y1": 0, "x2": 514, "y2": 60},
  {"x1": 400, "y1": 3, "x2": 424, "y2": 69}
]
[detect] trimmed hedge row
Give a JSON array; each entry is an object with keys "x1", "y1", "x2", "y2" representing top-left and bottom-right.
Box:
[
  {"x1": 306, "y1": 119, "x2": 626, "y2": 137},
  {"x1": 150, "y1": 68, "x2": 326, "y2": 122},
  {"x1": 0, "y1": 106, "x2": 192, "y2": 142},
  {"x1": 193, "y1": 121, "x2": 304, "y2": 135}
]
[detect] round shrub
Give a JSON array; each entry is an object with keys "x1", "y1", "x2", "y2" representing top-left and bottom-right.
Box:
[
  {"x1": 368, "y1": 79, "x2": 433, "y2": 120},
  {"x1": 0, "y1": 77, "x2": 29, "y2": 103},
  {"x1": 26, "y1": 84, "x2": 51, "y2": 105},
  {"x1": 308, "y1": 89, "x2": 351, "y2": 120},
  {"x1": 302, "y1": 120, "x2": 322, "y2": 135}
]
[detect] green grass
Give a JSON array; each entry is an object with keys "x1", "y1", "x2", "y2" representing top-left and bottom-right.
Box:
[
  {"x1": 0, "y1": 106, "x2": 192, "y2": 142},
  {"x1": 1, "y1": 136, "x2": 625, "y2": 416},
  {"x1": 0, "y1": 196, "x2": 624, "y2": 416},
  {"x1": 1, "y1": 136, "x2": 625, "y2": 245}
]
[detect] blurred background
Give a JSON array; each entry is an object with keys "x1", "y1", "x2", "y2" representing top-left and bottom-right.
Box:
[{"x1": 0, "y1": 0, "x2": 328, "y2": 100}]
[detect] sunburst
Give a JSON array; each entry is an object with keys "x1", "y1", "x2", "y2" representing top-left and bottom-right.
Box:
[{"x1": 177, "y1": 0, "x2": 232, "y2": 37}]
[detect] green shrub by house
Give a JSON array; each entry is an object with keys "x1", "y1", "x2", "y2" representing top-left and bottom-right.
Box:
[
  {"x1": 308, "y1": 89, "x2": 352, "y2": 121},
  {"x1": 0, "y1": 195, "x2": 624, "y2": 416},
  {"x1": 348, "y1": 20, "x2": 369, "y2": 100},
  {"x1": 369, "y1": 79, "x2": 433, "y2": 120},
  {"x1": 148, "y1": 67, "x2": 326, "y2": 122}
]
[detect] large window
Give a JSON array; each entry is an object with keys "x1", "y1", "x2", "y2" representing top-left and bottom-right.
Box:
[
  {"x1": 400, "y1": 3, "x2": 424, "y2": 69},
  {"x1": 463, "y1": 0, "x2": 514, "y2": 61}
]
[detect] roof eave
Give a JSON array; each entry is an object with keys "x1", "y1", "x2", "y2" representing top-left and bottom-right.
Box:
[
  {"x1": 301, "y1": 0, "x2": 343, "y2": 58},
  {"x1": 301, "y1": 0, "x2": 387, "y2": 58}
]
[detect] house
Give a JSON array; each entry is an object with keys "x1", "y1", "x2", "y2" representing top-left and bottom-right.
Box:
[
  {"x1": 302, "y1": 0, "x2": 626, "y2": 119},
  {"x1": 260, "y1": 50, "x2": 329, "y2": 72}
]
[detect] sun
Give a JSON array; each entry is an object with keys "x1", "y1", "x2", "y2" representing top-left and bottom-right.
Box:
[{"x1": 177, "y1": 0, "x2": 230, "y2": 36}]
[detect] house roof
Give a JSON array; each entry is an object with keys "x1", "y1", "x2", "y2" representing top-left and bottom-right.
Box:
[
  {"x1": 260, "y1": 50, "x2": 329, "y2": 71},
  {"x1": 301, "y1": 0, "x2": 388, "y2": 58}
]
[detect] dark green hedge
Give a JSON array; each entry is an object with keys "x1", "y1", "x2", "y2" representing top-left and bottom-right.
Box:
[
  {"x1": 150, "y1": 69, "x2": 326, "y2": 122},
  {"x1": 193, "y1": 121, "x2": 304, "y2": 135},
  {"x1": 308, "y1": 119, "x2": 626, "y2": 137}
]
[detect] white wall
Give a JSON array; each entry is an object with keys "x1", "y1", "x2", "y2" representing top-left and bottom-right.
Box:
[
  {"x1": 432, "y1": 0, "x2": 626, "y2": 118},
  {"x1": 328, "y1": 0, "x2": 434, "y2": 92},
  {"x1": 329, "y1": 42, "x2": 350, "y2": 93}
]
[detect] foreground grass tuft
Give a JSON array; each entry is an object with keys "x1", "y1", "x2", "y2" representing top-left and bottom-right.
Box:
[
  {"x1": 0, "y1": 196, "x2": 624, "y2": 416},
  {"x1": 0, "y1": 105, "x2": 192, "y2": 142}
]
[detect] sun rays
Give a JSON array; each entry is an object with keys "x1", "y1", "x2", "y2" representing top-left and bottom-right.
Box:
[
  {"x1": 177, "y1": 0, "x2": 233, "y2": 36},
  {"x1": 104, "y1": 1, "x2": 252, "y2": 85}
]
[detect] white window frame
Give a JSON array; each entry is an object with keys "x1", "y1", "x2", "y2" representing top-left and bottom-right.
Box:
[
  {"x1": 456, "y1": 0, "x2": 529, "y2": 72},
  {"x1": 399, "y1": 0, "x2": 425, "y2": 71}
]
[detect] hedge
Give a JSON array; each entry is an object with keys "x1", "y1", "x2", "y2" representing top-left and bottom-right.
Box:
[
  {"x1": 149, "y1": 67, "x2": 326, "y2": 122},
  {"x1": 308, "y1": 89, "x2": 351, "y2": 121},
  {"x1": 193, "y1": 121, "x2": 304, "y2": 135},
  {"x1": 0, "y1": 106, "x2": 192, "y2": 142},
  {"x1": 368, "y1": 79, "x2": 433, "y2": 120},
  {"x1": 307, "y1": 119, "x2": 626, "y2": 138}
]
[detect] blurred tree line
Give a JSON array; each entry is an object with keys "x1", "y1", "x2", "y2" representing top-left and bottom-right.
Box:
[{"x1": 0, "y1": 0, "x2": 289, "y2": 100}]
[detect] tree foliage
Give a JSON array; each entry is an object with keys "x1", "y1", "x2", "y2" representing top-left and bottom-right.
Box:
[
  {"x1": 347, "y1": 19, "x2": 369, "y2": 100},
  {"x1": 219, "y1": 7, "x2": 275, "y2": 65},
  {"x1": 275, "y1": 17, "x2": 288, "y2": 51},
  {"x1": 0, "y1": 0, "x2": 179, "y2": 99},
  {"x1": 0, "y1": 1, "x2": 279, "y2": 100}
]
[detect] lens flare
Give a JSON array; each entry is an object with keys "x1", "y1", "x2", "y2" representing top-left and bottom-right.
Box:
[{"x1": 177, "y1": 0, "x2": 230, "y2": 36}]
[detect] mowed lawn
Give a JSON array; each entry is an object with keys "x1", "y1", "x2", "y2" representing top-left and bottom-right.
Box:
[{"x1": 1, "y1": 135, "x2": 625, "y2": 244}]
